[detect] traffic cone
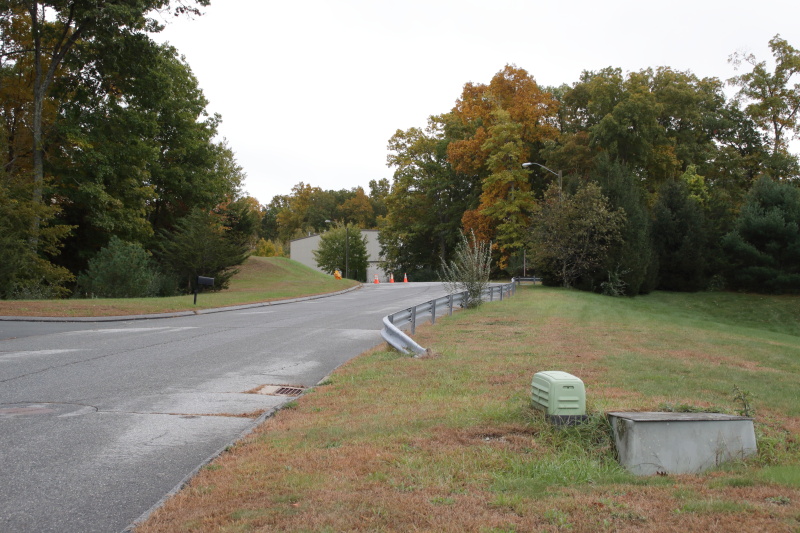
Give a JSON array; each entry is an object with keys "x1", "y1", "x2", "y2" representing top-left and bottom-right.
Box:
[
  {"x1": 374, "y1": 274, "x2": 379, "y2": 284},
  {"x1": 390, "y1": 273, "x2": 394, "y2": 283},
  {"x1": 403, "y1": 273, "x2": 408, "y2": 283}
]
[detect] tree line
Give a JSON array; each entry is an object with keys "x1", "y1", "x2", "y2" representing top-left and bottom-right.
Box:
[
  {"x1": 0, "y1": 1, "x2": 265, "y2": 298},
  {"x1": 3, "y1": 5, "x2": 798, "y2": 300},
  {"x1": 380, "y1": 35, "x2": 800, "y2": 294}
]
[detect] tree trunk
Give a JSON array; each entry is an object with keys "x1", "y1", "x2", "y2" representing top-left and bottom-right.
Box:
[{"x1": 29, "y1": 2, "x2": 44, "y2": 245}]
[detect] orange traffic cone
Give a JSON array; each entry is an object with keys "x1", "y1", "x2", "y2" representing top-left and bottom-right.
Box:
[
  {"x1": 403, "y1": 273, "x2": 408, "y2": 283},
  {"x1": 390, "y1": 273, "x2": 394, "y2": 283},
  {"x1": 374, "y1": 274, "x2": 380, "y2": 284}
]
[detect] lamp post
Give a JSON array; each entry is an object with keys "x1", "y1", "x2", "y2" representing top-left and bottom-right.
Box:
[
  {"x1": 522, "y1": 162, "x2": 563, "y2": 281},
  {"x1": 522, "y1": 161, "x2": 562, "y2": 200}
]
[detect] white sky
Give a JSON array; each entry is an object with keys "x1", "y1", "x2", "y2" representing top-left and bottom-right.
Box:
[{"x1": 155, "y1": 0, "x2": 800, "y2": 205}]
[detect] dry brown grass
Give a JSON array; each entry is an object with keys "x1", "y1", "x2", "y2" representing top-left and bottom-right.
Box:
[{"x1": 136, "y1": 287, "x2": 800, "y2": 532}]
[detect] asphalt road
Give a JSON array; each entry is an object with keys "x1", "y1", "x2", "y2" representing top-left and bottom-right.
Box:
[{"x1": 0, "y1": 282, "x2": 446, "y2": 533}]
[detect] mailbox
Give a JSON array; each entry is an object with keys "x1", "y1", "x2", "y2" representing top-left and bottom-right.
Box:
[{"x1": 194, "y1": 276, "x2": 214, "y2": 305}]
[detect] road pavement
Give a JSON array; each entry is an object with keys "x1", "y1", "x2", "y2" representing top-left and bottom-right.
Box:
[{"x1": 0, "y1": 282, "x2": 447, "y2": 533}]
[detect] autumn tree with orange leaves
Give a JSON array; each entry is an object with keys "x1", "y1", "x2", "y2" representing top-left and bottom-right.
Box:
[{"x1": 448, "y1": 65, "x2": 559, "y2": 267}]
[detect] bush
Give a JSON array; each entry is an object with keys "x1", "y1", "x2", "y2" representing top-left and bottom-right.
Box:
[
  {"x1": 439, "y1": 230, "x2": 492, "y2": 309},
  {"x1": 253, "y1": 238, "x2": 285, "y2": 257},
  {"x1": 76, "y1": 237, "x2": 159, "y2": 298}
]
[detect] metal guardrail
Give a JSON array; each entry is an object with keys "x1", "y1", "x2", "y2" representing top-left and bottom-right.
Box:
[{"x1": 380, "y1": 281, "x2": 517, "y2": 356}]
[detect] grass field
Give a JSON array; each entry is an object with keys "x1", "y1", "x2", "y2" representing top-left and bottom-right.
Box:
[
  {"x1": 137, "y1": 286, "x2": 800, "y2": 532},
  {"x1": 0, "y1": 257, "x2": 359, "y2": 317}
]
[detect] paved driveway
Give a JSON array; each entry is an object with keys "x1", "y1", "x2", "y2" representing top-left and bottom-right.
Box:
[{"x1": 0, "y1": 283, "x2": 446, "y2": 533}]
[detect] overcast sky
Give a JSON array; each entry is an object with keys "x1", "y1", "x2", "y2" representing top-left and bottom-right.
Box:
[{"x1": 154, "y1": 0, "x2": 800, "y2": 205}]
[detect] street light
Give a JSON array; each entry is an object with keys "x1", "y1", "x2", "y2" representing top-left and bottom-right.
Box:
[
  {"x1": 522, "y1": 161, "x2": 562, "y2": 199},
  {"x1": 522, "y1": 162, "x2": 563, "y2": 280},
  {"x1": 325, "y1": 219, "x2": 349, "y2": 279}
]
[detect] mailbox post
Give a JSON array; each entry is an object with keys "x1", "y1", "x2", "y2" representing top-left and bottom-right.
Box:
[{"x1": 194, "y1": 276, "x2": 214, "y2": 305}]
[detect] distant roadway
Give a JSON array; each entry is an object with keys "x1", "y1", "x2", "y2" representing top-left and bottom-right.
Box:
[{"x1": 0, "y1": 282, "x2": 446, "y2": 533}]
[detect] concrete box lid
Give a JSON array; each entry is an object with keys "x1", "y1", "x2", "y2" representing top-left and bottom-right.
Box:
[{"x1": 607, "y1": 411, "x2": 753, "y2": 422}]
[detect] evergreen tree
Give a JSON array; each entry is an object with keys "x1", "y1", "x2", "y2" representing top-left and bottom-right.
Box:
[
  {"x1": 584, "y1": 156, "x2": 656, "y2": 295},
  {"x1": 722, "y1": 177, "x2": 800, "y2": 293},
  {"x1": 651, "y1": 180, "x2": 710, "y2": 291},
  {"x1": 156, "y1": 209, "x2": 250, "y2": 293}
]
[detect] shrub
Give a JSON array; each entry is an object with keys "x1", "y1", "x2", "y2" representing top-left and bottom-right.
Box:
[
  {"x1": 253, "y1": 238, "x2": 285, "y2": 257},
  {"x1": 439, "y1": 230, "x2": 492, "y2": 309},
  {"x1": 76, "y1": 236, "x2": 158, "y2": 298}
]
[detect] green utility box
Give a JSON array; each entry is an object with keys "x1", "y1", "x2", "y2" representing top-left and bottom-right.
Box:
[{"x1": 531, "y1": 371, "x2": 587, "y2": 425}]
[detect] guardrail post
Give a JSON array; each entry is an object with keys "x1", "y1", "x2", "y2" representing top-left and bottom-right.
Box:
[
  {"x1": 431, "y1": 298, "x2": 437, "y2": 325},
  {"x1": 500, "y1": 285, "x2": 504, "y2": 301},
  {"x1": 410, "y1": 306, "x2": 417, "y2": 335},
  {"x1": 448, "y1": 294, "x2": 453, "y2": 316}
]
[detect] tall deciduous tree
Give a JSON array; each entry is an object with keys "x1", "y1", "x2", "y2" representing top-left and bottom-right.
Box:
[
  {"x1": 474, "y1": 108, "x2": 534, "y2": 267},
  {"x1": 730, "y1": 35, "x2": 800, "y2": 157},
  {"x1": 6, "y1": 0, "x2": 208, "y2": 218},
  {"x1": 50, "y1": 39, "x2": 242, "y2": 274},
  {"x1": 382, "y1": 114, "x2": 479, "y2": 279},
  {"x1": 448, "y1": 65, "x2": 559, "y2": 260}
]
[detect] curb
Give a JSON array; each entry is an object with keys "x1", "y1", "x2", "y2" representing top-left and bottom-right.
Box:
[{"x1": 0, "y1": 285, "x2": 363, "y2": 323}]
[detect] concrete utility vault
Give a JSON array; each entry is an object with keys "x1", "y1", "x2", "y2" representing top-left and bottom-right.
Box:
[{"x1": 608, "y1": 412, "x2": 757, "y2": 476}]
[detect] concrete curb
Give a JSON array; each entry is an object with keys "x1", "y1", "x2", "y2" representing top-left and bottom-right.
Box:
[
  {"x1": 0, "y1": 284, "x2": 363, "y2": 323},
  {"x1": 120, "y1": 375, "x2": 335, "y2": 532}
]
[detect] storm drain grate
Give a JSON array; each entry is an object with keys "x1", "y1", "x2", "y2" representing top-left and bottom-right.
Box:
[
  {"x1": 252, "y1": 385, "x2": 306, "y2": 396},
  {"x1": 274, "y1": 387, "x2": 304, "y2": 396}
]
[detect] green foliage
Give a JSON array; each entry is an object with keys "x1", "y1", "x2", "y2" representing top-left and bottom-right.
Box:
[
  {"x1": 222, "y1": 197, "x2": 261, "y2": 247},
  {"x1": 156, "y1": 208, "x2": 250, "y2": 293},
  {"x1": 732, "y1": 385, "x2": 755, "y2": 417},
  {"x1": 478, "y1": 108, "x2": 535, "y2": 267},
  {"x1": 530, "y1": 182, "x2": 625, "y2": 288},
  {"x1": 722, "y1": 177, "x2": 800, "y2": 293},
  {"x1": 651, "y1": 179, "x2": 711, "y2": 291},
  {"x1": 730, "y1": 34, "x2": 800, "y2": 157},
  {"x1": 75, "y1": 236, "x2": 160, "y2": 298},
  {"x1": 0, "y1": 177, "x2": 74, "y2": 299},
  {"x1": 381, "y1": 114, "x2": 479, "y2": 275},
  {"x1": 439, "y1": 230, "x2": 492, "y2": 309},
  {"x1": 313, "y1": 224, "x2": 369, "y2": 281},
  {"x1": 585, "y1": 156, "x2": 656, "y2": 295}
]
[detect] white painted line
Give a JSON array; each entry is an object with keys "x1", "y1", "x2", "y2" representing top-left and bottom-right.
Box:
[
  {"x1": 0, "y1": 349, "x2": 84, "y2": 361},
  {"x1": 67, "y1": 327, "x2": 198, "y2": 334}
]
